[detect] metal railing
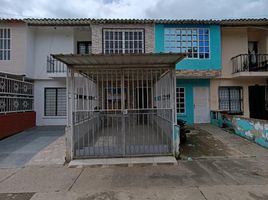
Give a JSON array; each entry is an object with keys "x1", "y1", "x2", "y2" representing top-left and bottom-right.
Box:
[
  {"x1": 47, "y1": 55, "x2": 67, "y2": 73},
  {"x1": 231, "y1": 54, "x2": 268, "y2": 73},
  {"x1": 0, "y1": 76, "x2": 33, "y2": 114}
]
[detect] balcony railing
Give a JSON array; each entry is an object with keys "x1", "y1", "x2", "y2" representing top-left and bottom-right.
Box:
[
  {"x1": 231, "y1": 54, "x2": 268, "y2": 73},
  {"x1": 47, "y1": 55, "x2": 67, "y2": 73}
]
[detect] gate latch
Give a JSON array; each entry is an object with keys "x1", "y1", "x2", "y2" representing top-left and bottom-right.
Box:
[{"x1": 122, "y1": 110, "x2": 128, "y2": 115}]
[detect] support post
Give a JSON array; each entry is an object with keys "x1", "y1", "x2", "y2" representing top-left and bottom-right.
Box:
[{"x1": 65, "y1": 67, "x2": 74, "y2": 162}]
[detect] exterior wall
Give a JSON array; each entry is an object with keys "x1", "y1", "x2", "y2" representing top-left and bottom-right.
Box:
[
  {"x1": 248, "y1": 28, "x2": 268, "y2": 54},
  {"x1": 221, "y1": 27, "x2": 248, "y2": 78},
  {"x1": 233, "y1": 117, "x2": 268, "y2": 149},
  {"x1": 73, "y1": 27, "x2": 92, "y2": 53},
  {"x1": 91, "y1": 23, "x2": 154, "y2": 54},
  {"x1": 32, "y1": 27, "x2": 74, "y2": 79},
  {"x1": 0, "y1": 22, "x2": 29, "y2": 76},
  {"x1": 34, "y1": 79, "x2": 66, "y2": 126},
  {"x1": 176, "y1": 79, "x2": 210, "y2": 124},
  {"x1": 210, "y1": 78, "x2": 267, "y2": 118},
  {"x1": 155, "y1": 24, "x2": 221, "y2": 70}
]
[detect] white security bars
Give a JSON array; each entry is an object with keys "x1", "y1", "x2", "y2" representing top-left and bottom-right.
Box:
[
  {"x1": 66, "y1": 67, "x2": 176, "y2": 159},
  {"x1": 0, "y1": 76, "x2": 33, "y2": 114}
]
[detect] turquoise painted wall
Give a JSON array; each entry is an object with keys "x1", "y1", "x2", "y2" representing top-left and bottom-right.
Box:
[
  {"x1": 176, "y1": 79, "x2": 210, "y2": 124},
  {"x1": 155, "y1": 24, "x2": 221, "y2": 70}
]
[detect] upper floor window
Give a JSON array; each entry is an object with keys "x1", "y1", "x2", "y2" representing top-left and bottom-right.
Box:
[
  {"x1": 103, "y1": 29, "x2": 144, "y2": 54},
  {"x1": 0, "y1": 28, "x2": 11, "y2": 60},
  {"x1": 77, "y1": 41, "x2": 92, "y2": 54},
  {"x1": 164, "y1": 28, "x2": 210, "y2": 59}
]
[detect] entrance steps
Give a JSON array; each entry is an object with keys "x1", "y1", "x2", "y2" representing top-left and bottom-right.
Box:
[{"x1": 68, "y1": 156, "x2": 177, "y2": 168}]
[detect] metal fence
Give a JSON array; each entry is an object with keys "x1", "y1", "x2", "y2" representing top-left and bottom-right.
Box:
[
  {"x1": 0, "y1": 76, "x2": 33, "y2": 114},
  {"x1": 67, "y1": 68, "x2": 176, "y2": 158}
]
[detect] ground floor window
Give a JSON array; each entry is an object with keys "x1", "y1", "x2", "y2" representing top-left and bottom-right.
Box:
[
  {"x1": 219, "y1": 87, "x2": 243, "y2": 114},
  {"x1": 44, "y1": 88, "x2": 66, "y2": 116},
  {"x1": 176, "y1": 87, "x2": 185, "y2": 114}
]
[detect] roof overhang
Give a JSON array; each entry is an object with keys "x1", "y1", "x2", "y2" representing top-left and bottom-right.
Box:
[{"x1": 52, "y1": 53, "x2": 187, "y2": 70}]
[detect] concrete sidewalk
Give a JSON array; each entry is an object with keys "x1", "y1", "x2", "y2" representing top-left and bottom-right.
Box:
[{"x1": 0, "y1": 156, "x2": 268, "y2": 199}]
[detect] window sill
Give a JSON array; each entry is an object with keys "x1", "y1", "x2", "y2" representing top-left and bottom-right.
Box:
[{"x1": 43, "y1": 116, "x2": 66, "y2": 119}]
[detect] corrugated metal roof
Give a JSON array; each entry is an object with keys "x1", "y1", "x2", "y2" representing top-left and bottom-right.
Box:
[{"x1": 52, "y1": 53, "x2": 186, "y2": 69}]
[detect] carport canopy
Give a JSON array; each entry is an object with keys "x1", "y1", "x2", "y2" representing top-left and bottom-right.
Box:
[{"x1": 52, "y1": 53, "x2": 186, "y2": 69}]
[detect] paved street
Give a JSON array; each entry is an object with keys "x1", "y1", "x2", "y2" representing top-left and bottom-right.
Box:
[{"x1": 0, "y1": 125, "x2": 267, "y2": 199}]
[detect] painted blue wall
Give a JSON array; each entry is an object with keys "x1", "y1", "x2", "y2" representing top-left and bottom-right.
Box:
[
  {"x1": 155, "y1": 24, "x2": 221, "y2": 70},
  {"x1": 176, "y1": 79, "x2": 210, "y2": 124}
]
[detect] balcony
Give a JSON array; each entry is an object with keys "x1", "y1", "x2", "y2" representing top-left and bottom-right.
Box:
[
  {"x1": 47, "y1": 55, "x2": 67, "y2": 77},
  {"x1": 231, "y1": 54, "x2": 268, "y2": 78}
]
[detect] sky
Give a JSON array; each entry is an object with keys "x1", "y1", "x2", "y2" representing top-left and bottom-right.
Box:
[{"x1": 0, "y1": 0, "x2": 268, "y2": 19}]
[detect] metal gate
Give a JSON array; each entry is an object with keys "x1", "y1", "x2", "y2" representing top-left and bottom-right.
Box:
[{"x1": 68, "y1": 68, "x2": 175, "y2": 158}]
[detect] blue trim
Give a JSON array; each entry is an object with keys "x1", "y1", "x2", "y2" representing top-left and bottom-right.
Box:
[{"x1": 176, "y1": 79, "x2": 210, "y2": 124}]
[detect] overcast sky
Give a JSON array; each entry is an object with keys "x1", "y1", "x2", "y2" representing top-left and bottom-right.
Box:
[{"x1": 1, "y1": 0, "x2": 268, "y2": 19}]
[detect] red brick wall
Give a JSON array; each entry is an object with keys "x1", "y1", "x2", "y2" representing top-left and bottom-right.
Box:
[{"x1": 0, "y1": 112, "x2": 36, "y2": 139}]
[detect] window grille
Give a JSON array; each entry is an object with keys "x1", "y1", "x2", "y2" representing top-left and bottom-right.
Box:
[
  {"x1": 44, "y1": 88, "x2": 66, "y2": 116},
  {"x1": 219, "y1": 87, "x2": 243, "y2": 114},
  {"x1": 176, "y1": 87, "x2": 185, "y2": 114},
  {"x1": 103, "y1": 29, "x2": 144, "y2": 54}
]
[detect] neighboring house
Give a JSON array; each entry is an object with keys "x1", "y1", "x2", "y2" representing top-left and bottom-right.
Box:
[
  {"x1": 210, "y1": 19, "x2": 268, "y2": 120},
  {"x1": 155, "y1": 21, "x2": 221, "y2": 124}
]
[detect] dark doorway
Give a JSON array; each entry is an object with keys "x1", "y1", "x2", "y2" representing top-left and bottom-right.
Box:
[
  {"x1": 248, "y1": 41, "x2": 258, "y2": 71},
  {"x1": 249, "y1": 85, "x2": 268, "y2": 120}
]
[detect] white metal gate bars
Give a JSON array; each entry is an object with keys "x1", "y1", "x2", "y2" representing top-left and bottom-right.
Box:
[
  {"x1": 0, "y1": 76, "x2": 33, "y2": 114},
  {"x1": 68, "y1": 68, "x2": 175, "y2": 158}
]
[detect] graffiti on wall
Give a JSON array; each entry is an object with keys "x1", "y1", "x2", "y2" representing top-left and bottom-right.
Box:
[{"x1": 232, "y1": 118, "x2": 268, "y2": 149}]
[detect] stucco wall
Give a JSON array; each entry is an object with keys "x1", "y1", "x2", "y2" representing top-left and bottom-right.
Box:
[
  {"x1": 34, "y1": 79, "x2": 66, "y2": 126},
  {"x1": 32, "y1": 27, "x2": 74, "y2": 79},
  {"x1": 221, "y1": 27, "x2": 248, "y2": 78},
  {"x1": 91, "y1": 23, "x2": 154, "y2": 54},
  {"x1": 0, "y1": 22, "x2": 28, "y2": 76},
  {"x1": 73, "y1": 27, "x2": 92, "y2": 53},
  {"x1": 210, "y1": 78, "x2": 267, "y2": 118},
  {"x1": 233, "y1": 117, "x2": 268, "y2": 149}
]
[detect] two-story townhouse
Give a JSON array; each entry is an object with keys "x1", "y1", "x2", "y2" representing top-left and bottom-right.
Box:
[
  {"x1": 155, "y1": 20, "x2": 222, "y2": 124},
  {"x1": 210, "y1": 19, "x2": 268, "y2": 120}
]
